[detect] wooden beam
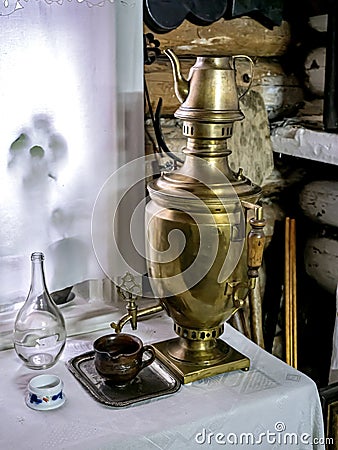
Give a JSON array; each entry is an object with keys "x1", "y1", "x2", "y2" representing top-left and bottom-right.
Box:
[{"x1": 144, "y1": 17, "x2": 291, "y2": 57}]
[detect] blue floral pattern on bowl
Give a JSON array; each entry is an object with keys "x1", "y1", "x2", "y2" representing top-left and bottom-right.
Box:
[{"x1": 29, "y1": 391, "x2": 63, "y2": 405}]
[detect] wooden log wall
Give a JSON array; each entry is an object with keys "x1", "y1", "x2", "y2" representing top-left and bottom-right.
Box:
[{"x1": 144, "y1": 17, "x2": 291, "y2": 57}]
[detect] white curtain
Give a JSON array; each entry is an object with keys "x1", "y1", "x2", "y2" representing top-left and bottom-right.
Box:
[{"x1": 0, "y1": 0, "x2": 144, "y2": 308}]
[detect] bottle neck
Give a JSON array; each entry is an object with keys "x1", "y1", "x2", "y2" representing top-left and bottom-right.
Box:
[{"x1": 29, "y1": 252, "x2": 48, "y2": 298}]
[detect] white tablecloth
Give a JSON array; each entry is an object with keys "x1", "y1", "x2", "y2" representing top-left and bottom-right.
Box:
[{"x1": 0, "y1": 313, "x2": 325, "y2": 449}]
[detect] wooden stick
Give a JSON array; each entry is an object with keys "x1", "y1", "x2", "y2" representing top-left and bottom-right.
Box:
[
  {"x1": 285, "y1": 217, "x2": 291, "y2": 365},
  {"x1": 290, "y1": 218, "x2": 298, "y2": 369},
  {"x1": 284, "y1": 217, "x2": 298, "y2": 368},
  {"x1": 249, "y1": 278, "x2": 265, "y2": 349},
  {"x1": 289, "y1": 217, "x2": 293, "y2": 367}
]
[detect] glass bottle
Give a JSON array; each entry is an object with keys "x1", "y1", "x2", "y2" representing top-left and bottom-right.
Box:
[{"x1": 13, "y1": 252, "x2": 66, "y2": 369}]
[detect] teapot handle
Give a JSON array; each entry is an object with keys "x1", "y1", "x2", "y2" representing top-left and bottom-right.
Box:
[{"x1": 232, "y1": 55, "x2": 254, "y2": 99}]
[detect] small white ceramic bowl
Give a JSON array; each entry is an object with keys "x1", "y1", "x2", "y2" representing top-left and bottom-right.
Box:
[{"x1": 26, "y1": 374, "x2": 65, "y2": 411}]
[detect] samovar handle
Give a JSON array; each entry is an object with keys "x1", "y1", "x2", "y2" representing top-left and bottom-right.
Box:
[
  {"x1": 240, "y1": 201, "x2": 266, "y2": 348},
  {"x1": 241, "y1": 201, "x2": 266, "y2": 288},
  {"x1": 232, "y1": 55, "x2": 254, "y2": 99},
  {"x1": 247, "y1": 207, "x2": 266, "y2": 286}
]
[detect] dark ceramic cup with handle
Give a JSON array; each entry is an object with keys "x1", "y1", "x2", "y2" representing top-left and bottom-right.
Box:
[{"x1": 93, "y1": 333, "x2": 155, "y2": 387}]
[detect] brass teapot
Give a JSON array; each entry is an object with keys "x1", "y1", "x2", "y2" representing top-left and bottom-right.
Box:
[{"x1": 166, "y1": 49, "x2": 251, "y2": 126}]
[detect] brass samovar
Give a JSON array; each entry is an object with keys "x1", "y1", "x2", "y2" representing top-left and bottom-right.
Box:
[{"x1": 112, "y1": 50, "x2": 265, "y2": 383}]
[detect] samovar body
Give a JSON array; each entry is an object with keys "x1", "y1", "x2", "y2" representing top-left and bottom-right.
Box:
[{"x1": 144, "y1": 51, "x2": 265, "y2": 382}]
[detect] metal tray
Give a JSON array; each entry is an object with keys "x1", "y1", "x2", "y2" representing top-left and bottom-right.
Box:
[{"x1": 67, "y1": 351, "x2": 181, "y2": 407}]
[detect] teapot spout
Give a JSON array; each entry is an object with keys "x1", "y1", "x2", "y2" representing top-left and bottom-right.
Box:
[{"x1": 164, "y1": 48, "x2": 189, "y2": 104}]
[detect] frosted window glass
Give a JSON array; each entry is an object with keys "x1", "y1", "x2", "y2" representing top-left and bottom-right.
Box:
[{"x1": 0, "y1": 0, "x2": 144, "y2": 308}]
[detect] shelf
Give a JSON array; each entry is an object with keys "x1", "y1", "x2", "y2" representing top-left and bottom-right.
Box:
[{"x1": 271, "y1": 123, "x2": 338, "y2": 166}]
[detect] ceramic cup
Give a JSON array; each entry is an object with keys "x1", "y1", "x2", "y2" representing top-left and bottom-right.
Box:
[
  {"x1": 93, "y1": 333, "x2": 155, "y2": 387},
  {"x1": 26, "y1": 374, "x2": 65, "y2": 411}
]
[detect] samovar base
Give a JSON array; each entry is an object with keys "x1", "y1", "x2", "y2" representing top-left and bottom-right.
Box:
[{"x1": 152, "y1": 337, "x2": 250, "y2": 384}]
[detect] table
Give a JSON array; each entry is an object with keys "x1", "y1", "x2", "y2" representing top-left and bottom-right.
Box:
[{"x1": 0, "y1": 312, "x2": 325, "y2": 449}]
